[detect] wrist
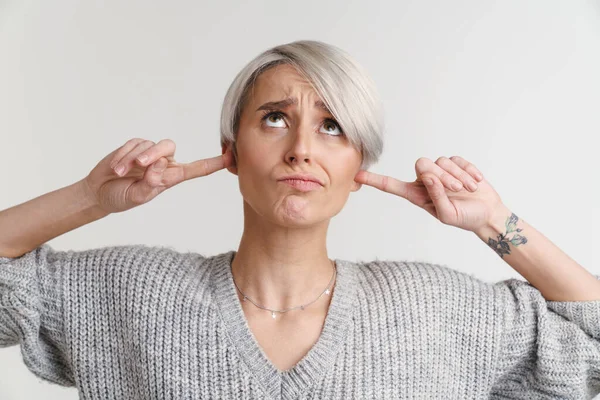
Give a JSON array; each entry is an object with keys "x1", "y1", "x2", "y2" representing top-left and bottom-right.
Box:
[
  {"x1": 75, "y1": 178, "x2": 111, "y2": 218},
  {"x1": 474, "y1": 204, "x2": 512, "y2": 242}
]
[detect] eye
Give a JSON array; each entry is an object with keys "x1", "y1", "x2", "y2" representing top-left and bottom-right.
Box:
[
  {"x1": 319, "y1": 119, "x2": 343, "y2": 136},
  {"x1": 260, "y1": 110, "x2": 345, "y2": 137},
  {"x1": 261, "y1": 111, "x2": 286, "y2": 128}
]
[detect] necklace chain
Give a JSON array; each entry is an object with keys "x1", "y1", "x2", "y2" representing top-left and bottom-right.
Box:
[{"x1": 231, "y1": 259, "x2": 337, "y2": 320}]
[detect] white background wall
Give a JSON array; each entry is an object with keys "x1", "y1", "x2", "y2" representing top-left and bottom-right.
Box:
[{"x1": 1, "y1": 0, "x2": 599, "y2": 398}]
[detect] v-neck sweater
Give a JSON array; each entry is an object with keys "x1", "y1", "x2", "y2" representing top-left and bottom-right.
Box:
[{"x1": 1, "y1": 244, "x2": 600, "y2": 399}]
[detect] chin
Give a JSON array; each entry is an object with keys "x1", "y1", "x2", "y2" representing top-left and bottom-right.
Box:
[
  {"x1": 275, "y1": 206, "x2": 334, "y2": 229},
  {"x1": 275, "y1": 205, "x2": 314, "y2": 226},
  {"x1": 244, "y1": 192, "x2": 334, "y2": 227}
]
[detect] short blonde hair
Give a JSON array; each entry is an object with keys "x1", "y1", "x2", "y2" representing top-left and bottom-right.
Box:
[{"x1": 219, "y1": 40, "x2": 385, "y2": 170}]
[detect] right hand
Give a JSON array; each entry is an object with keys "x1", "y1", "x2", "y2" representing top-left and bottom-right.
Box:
[{"x1": 82, "y1": 138, "x2": 234, "y2": 214}]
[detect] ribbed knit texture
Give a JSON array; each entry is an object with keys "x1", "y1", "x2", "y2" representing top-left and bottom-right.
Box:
[{"x1": 1, "y1": 244, "x2": 599, "y2": 399}]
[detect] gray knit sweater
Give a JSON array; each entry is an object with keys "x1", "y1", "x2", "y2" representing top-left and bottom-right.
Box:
[{"x1": 1, "y1": 244, "x2": 599, "y2": 399}]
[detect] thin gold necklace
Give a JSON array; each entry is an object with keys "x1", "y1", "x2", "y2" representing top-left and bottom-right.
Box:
[{"x1": 231, "y1": 259, "x2": 337, "y2": 320}]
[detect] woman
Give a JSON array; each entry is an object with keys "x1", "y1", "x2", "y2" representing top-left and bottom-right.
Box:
[{"x1": 1, "y1": 40, "x2": 599, "y2": 399}]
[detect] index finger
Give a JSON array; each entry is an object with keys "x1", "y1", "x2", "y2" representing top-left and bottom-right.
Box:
[
  {"x1": 182, "y1": 152, "x2": 232, "y2": 181},
  {"x1": 354, "y1": 170, "x2": 410, "y2": 199}
]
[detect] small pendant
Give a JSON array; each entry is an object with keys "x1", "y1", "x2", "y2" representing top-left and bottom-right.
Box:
[
  {"x1": 324, "y1": 288, "x2": 330, "y2": 295},
  {"x1": 242, "y1": 296, "x2": 247, "y2": 302},
  {"x1": 271, "y1": 311, "x2": 277, "y2": 319},
  {"x1": 300, "y1": 305, "x2": 305, "y2": 310}
]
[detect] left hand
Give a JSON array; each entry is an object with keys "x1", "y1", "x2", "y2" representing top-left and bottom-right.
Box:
[{"x1": 354, "y1": 156, "x2": 507, "y2": 233}]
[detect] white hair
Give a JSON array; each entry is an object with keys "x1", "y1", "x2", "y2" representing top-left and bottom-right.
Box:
[{"x1": 219, "y1": 40, "x2": 385, "y2": 170}]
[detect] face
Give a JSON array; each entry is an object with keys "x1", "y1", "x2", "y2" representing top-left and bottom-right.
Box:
[{"x1": 222, "y1": 63, "x2": 363, "y2": 227}]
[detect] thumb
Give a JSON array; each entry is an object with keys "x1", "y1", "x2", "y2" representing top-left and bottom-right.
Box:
[
  {"x1": 126, "y1": 157, "x2": 170, "y2": 204},
  {"x1": 421, "y1": 173, "x2": 455, "y2": 223}
]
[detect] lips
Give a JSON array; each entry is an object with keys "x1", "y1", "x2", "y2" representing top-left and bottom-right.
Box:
[
  {"x1": 277, "y1": 173, "x2": 323, "y2": 186},
  {"x1": 279, "y1": 179, "x2": 322, "y2": 192}
]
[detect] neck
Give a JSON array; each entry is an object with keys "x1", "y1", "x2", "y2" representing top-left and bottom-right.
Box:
[{"x1": 231, "y1": 202, "x2": 336, "y2": 312}]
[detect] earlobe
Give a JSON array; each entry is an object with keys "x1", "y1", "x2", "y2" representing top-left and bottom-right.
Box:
[
  {"x1": 226, "y1": 157, "x2": 238, "y2": 176},
  {"x1": 351, "y1": 181, "x2": 362, "y2": 192},
  {"x1": 222, "y1": 143, "x2": 238, "y2": 176},
  {"x1": 228, "y1": 165, "x2": 238, "y2": 176}
]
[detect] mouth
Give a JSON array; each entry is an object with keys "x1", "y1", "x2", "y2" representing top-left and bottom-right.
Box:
[{"x1": 278, "y1": 179, "x2": 322, "y2": 192}]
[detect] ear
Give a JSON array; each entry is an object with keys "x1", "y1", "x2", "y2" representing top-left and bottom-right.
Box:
[
  {"x1": 350, "y1": 180, "x2": 362, "y2": 192},
  {"x1": 221, "y1": 143, "x2": 238, "y2": 176}
]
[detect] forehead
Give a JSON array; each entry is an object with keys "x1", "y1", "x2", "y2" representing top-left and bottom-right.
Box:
[{"x1": 251, "y1": 64, "x2": 318, "y2": 101}]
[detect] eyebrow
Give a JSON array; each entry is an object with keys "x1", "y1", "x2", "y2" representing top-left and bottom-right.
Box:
[{"x1": 255, "y1": 97, "x2": 331, "y2": 114}]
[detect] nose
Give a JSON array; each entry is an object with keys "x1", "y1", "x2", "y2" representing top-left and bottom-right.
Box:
[{"x1": 284, "y1": 123, "x2": 314, "y2": 165}]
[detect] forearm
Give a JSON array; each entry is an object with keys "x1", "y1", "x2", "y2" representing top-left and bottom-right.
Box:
[
  {"x1": 474, "y1": 205, "x2": 600, "y2": 301},
  {"x1": 0, "y1": 179, "x2": 110, "y2": 258}
]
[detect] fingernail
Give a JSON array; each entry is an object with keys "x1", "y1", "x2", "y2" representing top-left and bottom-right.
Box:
[
  {"x1": 424, "y1": 178, "x2": 434, "y2": 186},
  {"x1": 468, "y1": 180, "x2": 478, "y2": 191},
  {"x1": 115, "y1": 165, "x2": 125, "y2": 176},
  {"x1": 153, "y1": 160, "x2": 165, "y2": 171},
  {"x1": 137, "y1": 155, "x2": 148, "y2": 164},
  {"x1": 475, "y1": 173, "x2": 483, "y2": 181},
  {"x1": 452, "y1": 181, "x2": 462, "y2": 190}
]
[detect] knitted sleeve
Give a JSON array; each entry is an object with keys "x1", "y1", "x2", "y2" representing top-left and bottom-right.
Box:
[
  {"x1": 490, "y1": 276, "x2": 600, "y2": 399},
  {"x1": 0, "y1": 244, "x2": 82, "y2": 387}
]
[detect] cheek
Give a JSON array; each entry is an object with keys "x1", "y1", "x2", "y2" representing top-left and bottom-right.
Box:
[
  {"x1": 239, "y1": 149, "x2": 272, "y2": 185},
  {"x1": 237, "y1": 131, "x2": 274, "y2": 166},
  {"x1": 236, "y1": 137, "x2": 274, "y2": 195},
  {"x1": 331, "y1": 158, "x2": 361, "y2": 189}
]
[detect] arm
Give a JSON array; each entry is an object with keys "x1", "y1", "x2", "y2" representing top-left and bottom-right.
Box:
[
  {"x1": 489, "y1": 276, "x2": 600, "y2": 398},
  {"x1": 0, "y1": 179, "x2": 109, "y2": 385},
  {"x1": 1, "y1": 138, "x2": 224, "y2": 387},
  {"x1": 474, "y1": 204, "x2": 600, "y2": 302},
  {"x1": 476, "y1": 206, "x2": 600, "y2": 397},
  {"x1": 0, "y1": 179, "x2": 110, "y2": 258}
]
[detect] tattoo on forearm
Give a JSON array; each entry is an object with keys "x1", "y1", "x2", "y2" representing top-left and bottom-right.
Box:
[{"x1": 486, "y1": 213, "x2": 528, "y2": 258}]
